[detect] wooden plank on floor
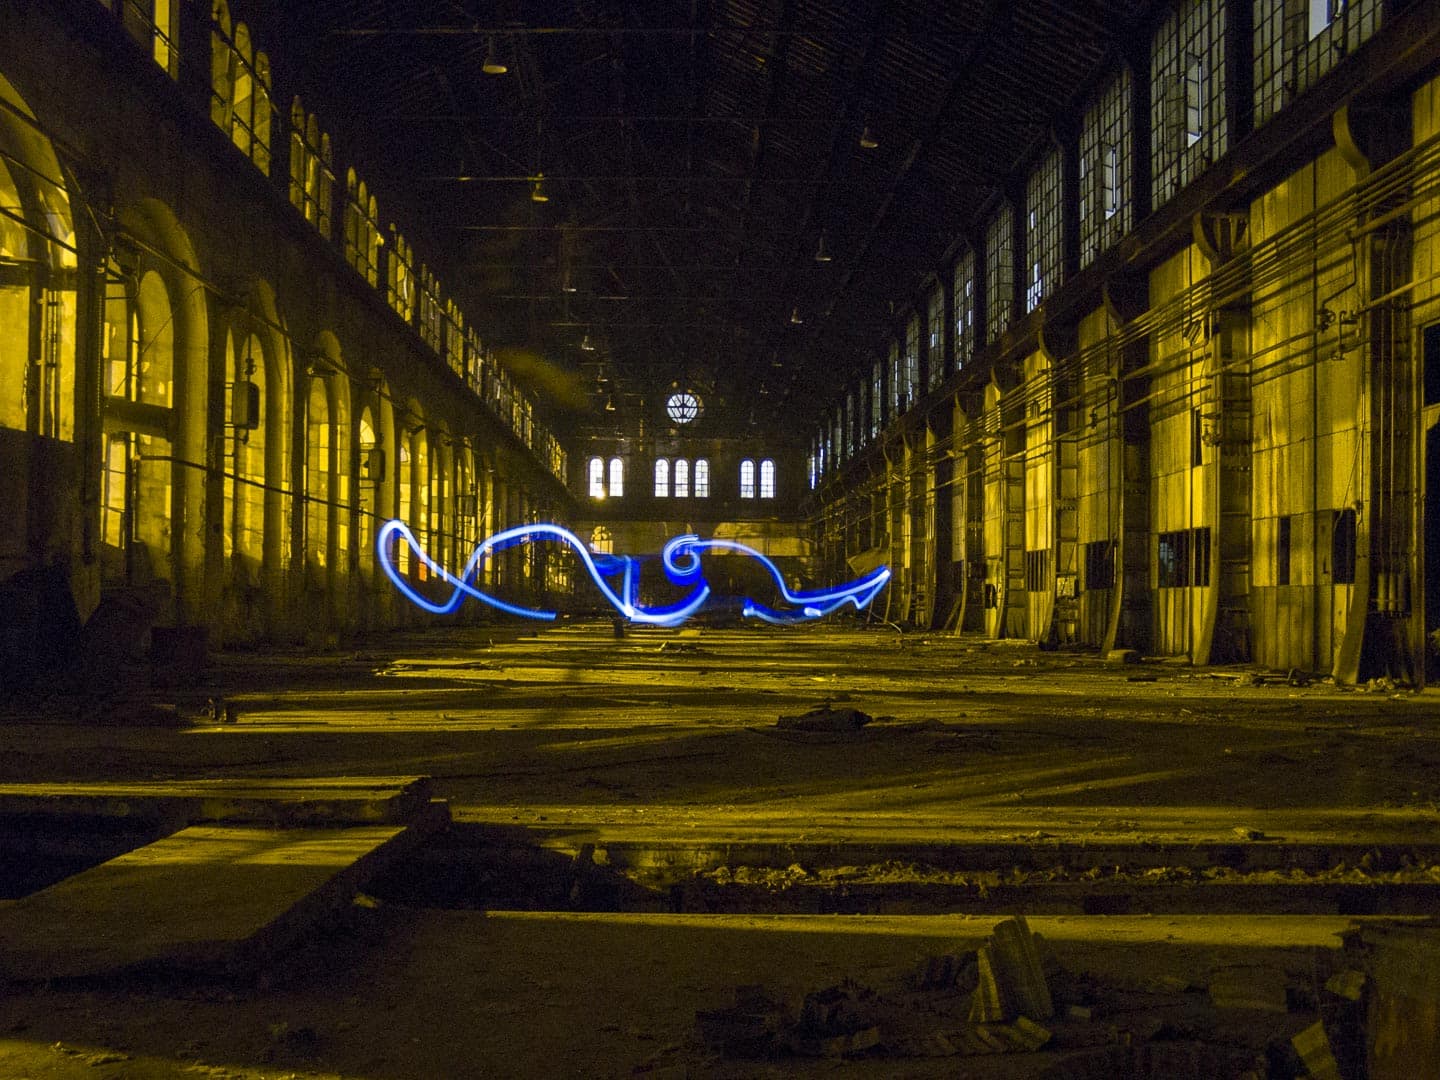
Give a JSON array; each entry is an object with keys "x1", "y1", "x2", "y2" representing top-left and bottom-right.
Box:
[
  {"x1": 0, "y1": 821, "x2": 424, "y2": 981},
  {"x1": 0, "y1": 776, "x2": 432, "y2": 825}
]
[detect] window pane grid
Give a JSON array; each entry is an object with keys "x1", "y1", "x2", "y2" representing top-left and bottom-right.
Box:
[
  {"x1": 953, "y1": 249, "x2": 976, "y2": 370},
  {"x1": 739, "y1": 459, "x2": 755, "y2": 499},
  {"x1": 759, "y1": 459, "x2": 776, "y2": 499},
  {"x1": 927, "y1": 287, "x2": 945, "y2": 391},
  {"x1": 1079, "y1": 69, "x2": 1132, "y2": 270},
  {"x1": 1253, "y1": 0, "x2": 1381, "y2": 127},
  {"x1": 905, "y1": 315, "x2": 921, "y2": 407},
  {"x1": 985, "y1": 205, "x2": 1014, "y2": 343},
  {"x1": 1025, "y1": 150, "x2": 1063, "y2": 313},
  {"x1": 1151, "y1": 0, "x2": 1228, "y2": 210}
]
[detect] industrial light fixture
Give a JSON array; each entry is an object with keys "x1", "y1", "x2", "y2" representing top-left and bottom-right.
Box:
[
  {"x1": 858, "y1": 125, "x2": 879, "y2": 150},
  {"x1": 790, "y1": 307, "x2": 803, "y2": 325},
  {"x1": 814, "y1": 232, "x2": 833, "y2": 262},
  {"x1": 482, "y1": 36, "x2": 507, "y2": 75},
  {"x1": 604, "y1": 393, "x2": 616, "y2": 412},
  {"x1": 530, "y1": 174, "x2": 549, "y2": 202},
  {"x1": 580, "y1": 330, "x2": 595, "y2": 350}
]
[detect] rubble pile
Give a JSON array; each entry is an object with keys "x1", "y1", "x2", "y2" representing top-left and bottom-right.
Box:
[{"x1": 693, "y1": 915, "x2": 1370, "y2": 1077}]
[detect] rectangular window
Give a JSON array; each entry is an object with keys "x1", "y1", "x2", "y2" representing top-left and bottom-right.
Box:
[
  {"x1": 1025, "y1": 550, "x2": 1050, "y2": 592},
  {"x1": 1079, "y1": 70, "x2": 1131, "y2": 269},
  {"x1": 1025, "y1": 150, "x2": 1062, "y2": 313},
  {"x1": 985, "y1": 205, "x2": 1014, "y2": 343},
  {"x1": 1277, "y1": 515, "x2": 1292, "y2": 585},
  {"x1": 1084, "y1": 539, "x2": 1116, "y2": 591},
  {"x1": 1191, "y1": 407, "x2": 1205, "y2": 467},
  {"x1": 927, "y1": 286, "x2": 945, "y2": 391},
  {"x1": 1152, "y1": 0, "x2": 1227, "y2": 209},
  {"x1": 953, "y1": 249, "x2": 976, "y2": 368},
  {"x1": 1425, "y1": 323, "x2": 1440, "y2": 407},
  {"x1": 1184, "y1": 54, "x2": 1206, "y2": 147},
  {"x1": 1254, "y1": 0, "x2": 1380, "y2": 128},
  {"x1": 1332, "y1": 507, "x2": 1357, "y2": 584},
  {"x1": 1158, "y1": 529, "x2": 1191, "y2": 588},
  {"x1": 1192, "y1": 526, "x2": 1211, "y2": 587}
]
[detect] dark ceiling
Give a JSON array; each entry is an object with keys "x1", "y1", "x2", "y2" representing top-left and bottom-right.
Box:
[{"x1": 271, "y1": 0, "x2": 1162, "y2": 434}]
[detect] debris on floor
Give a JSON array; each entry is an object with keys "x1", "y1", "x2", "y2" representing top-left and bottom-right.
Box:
[
  {"x1": 693, "y1": 913, "x2": 1372, "y2": 1073},
  {"x1": 775, "y1": 704, "x2": 872, "y2": 732}
]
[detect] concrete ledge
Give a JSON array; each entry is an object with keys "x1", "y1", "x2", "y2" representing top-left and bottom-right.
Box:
[
  {"x1": 0, "y1": 801, "x2": 449, "y2": 982},
  {"x1": 0, "y1": 776, "x2": 434, "y2": 826}
]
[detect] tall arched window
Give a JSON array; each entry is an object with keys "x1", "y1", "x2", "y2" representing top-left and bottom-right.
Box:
[
  {"x1": 588, "y1": 456, "x2": 605, "y2": 498},
  {"x1": 396, "y1": 441, "x2": 412, "y2": 574},
  {"x1": 343, "y1": 170, "x2": 381, "y2": 287},
  {"x1": 693, "y1": 459, "x2": 709, "y2": 498},
  {"x1": 674, "y1": 459, "x2": 690, "y2": 498},
  {"x1": 386, "y1": 227, "x2": 414, "y2": 321},
  {"x1": 305, "y1": 378, "x2": 331, "y2": 583},
  {"x1": 739, "y1": 459, "x2": 755, "y2": 499},
  {"x1": 590, "y1": 525, "x2": 613, "y2": 554},
  {"x1": 289, "y1": 99, "x2": 334, "y2": 235},
  {"x1": 210, "y1": 6, "x2": 273, "y2": 174},
  {"x1": 759, "y1": 458, "x2": 776, "y2": 499},
  {"x1": 443, "y1": 299, "x2": 465, "y2": 378},
  {"x1": 654, "y1": 458, "x2": 670, "y2": 498},
  {"x1": 358, "y1": 409, "x2": 379, "y2": 581},
  {"x1": 112, "y1": 0, "x2": 179, "y2": 77},
  {"x1": 608, "y1": 457, "x2": 624, "y2": 497},
  {"x1": 417, "y1": 266, "x2": 441, "y2": 351},
  {"x1": 229, "y1": 333, "x2": 266, "y2": 571},
  {"x1": 0, "y1": 80, "x2": 77, "y2": 442}
]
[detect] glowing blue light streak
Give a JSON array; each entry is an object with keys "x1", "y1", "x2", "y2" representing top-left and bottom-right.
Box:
[{"x1": 376, "y1": 519, "x2": 890, "y2": 627}]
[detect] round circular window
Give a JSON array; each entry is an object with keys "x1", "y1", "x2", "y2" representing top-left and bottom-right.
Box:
[{"x1": 665, "y1": 391, "x2": 702, "y2": 424}]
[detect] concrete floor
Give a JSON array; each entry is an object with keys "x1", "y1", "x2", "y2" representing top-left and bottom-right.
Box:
[{"x1": 0, "y1": 621, "x2": 1437, "y2": 1077}]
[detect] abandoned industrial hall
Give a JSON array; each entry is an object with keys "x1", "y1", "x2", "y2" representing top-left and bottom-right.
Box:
[{"x1": 2, "y1": 0, "x2": 1440, "y2": 1078}]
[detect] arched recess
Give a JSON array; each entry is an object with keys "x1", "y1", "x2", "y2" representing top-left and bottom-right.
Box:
[
  {"x1": 355, "y1": 369, "x2": 395, "y2": 624},
  {"x1": 476, "y1": 450, "x2": 496, "y2": 591},
  {"x1": 218, "y1": 281, "x2": 291, "y2": 642},
  {"x1": 301, "y1": 332, "x2": 351, "y2": 635},
  {"x1": 456, "y1": 438, "x2": 476, "y2": 581},
  {"x1": 396, "y1": 399, "x2": 430, "y2": 599},
  {"x1": 105, "y1": 199, "x2": 208, "y2": 624},
  {"x1": 432, "y1": 420, "x2": 454, "y2": 580},
  {"x1": 0, "y1": 72, "x2": 79, "y2": 585}
]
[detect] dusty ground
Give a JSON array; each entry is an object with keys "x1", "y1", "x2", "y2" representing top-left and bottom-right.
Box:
[{"x1": 0, "y1": 621, "x2": 1437, "y2": 1077}]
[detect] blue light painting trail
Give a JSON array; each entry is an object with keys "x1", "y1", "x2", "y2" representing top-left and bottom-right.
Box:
[{"x1": 376, "y1": 519, "x2": 890, "y2": 628}]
